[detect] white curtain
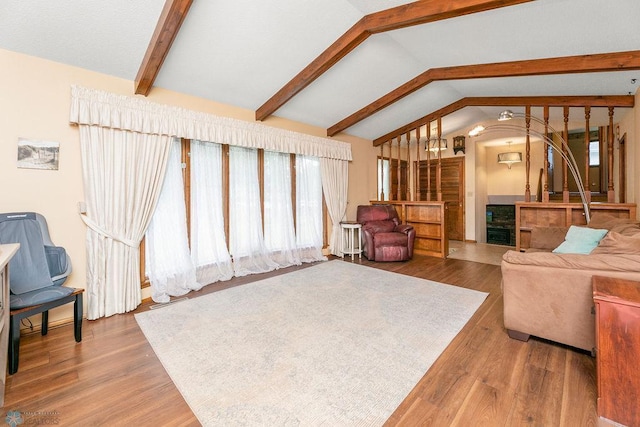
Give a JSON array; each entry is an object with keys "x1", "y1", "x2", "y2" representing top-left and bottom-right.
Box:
[
  {"x1": 321, "y1": 158, "x2": 349, "y2": 256},
  {"x1": 190, "y1": 140, "x2": 234, "y2": 284},
  {"x1": 145, "y1": 140, "x2": 201, "y2": 303},
  {"x1": 263, "y1": 151, "x2": 301, "y2": 268},
  {"x1": 229, "y1": 146, "x2": 279, "y2": 276},
  {"x1": 78, "y1": 126, "x2": 172, "y2": 319},
  {"x1": 296, "y1": 155, "x2": 327, "y2": 262},
  {"x1": 71, "y1": 86, "x2": 352, "y2": 161}
]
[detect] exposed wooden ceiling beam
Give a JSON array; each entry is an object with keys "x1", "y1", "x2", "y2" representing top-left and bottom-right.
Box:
[
  {"x1": 332, "y1": 50, "x2": 640, "y2": 136},
  {"x1": 255, "y1": 0, "x2": 534, "y2": 121},
  {"x1": 372, "y1": 95, "x2": 635, "y2": 146},
  {"x1": 134, "y1": 0, "x2": 193, "y2": 96}
]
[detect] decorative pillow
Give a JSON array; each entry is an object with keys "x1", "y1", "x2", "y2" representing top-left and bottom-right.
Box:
[
  {"x1": 591, "y1": 231, "x2": 640, "y2": 255},
  {"x1": 552, "y1": 225, "x2": 608, "y2": 254},
  {"x1": 363, "y1": 220, "x2": 396, "y2": 234}
]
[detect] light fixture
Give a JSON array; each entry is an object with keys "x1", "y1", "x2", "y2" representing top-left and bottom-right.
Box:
[
  {"x1": 476, "y1": 110, "x2": 590, "y2": 223},
  {"x1": 426, "y1": 136, "x2": 447, "y2": 152},
  {"x1": 497, "y1": 141, "x2": 522, "y2": 169},
  {"x1": 468, "y1": 125, "x2": 485, "y2": 137}
]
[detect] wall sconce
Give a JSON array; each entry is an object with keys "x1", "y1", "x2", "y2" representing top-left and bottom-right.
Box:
[
  {"x1": 453, "y1": 135, "x2": 465, "y2": 155},
  {"x1": 497, "y1": 141, "x2": 522, "y2": 169}
]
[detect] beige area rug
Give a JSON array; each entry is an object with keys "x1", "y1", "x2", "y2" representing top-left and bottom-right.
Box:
[{"x1": 135, "y1": 260, "x2": 488, "y2": 426}]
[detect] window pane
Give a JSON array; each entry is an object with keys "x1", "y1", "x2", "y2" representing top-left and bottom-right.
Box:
[
  {"x1": 589, "y1": 140, "x2": 600, "y2": 166},
  {"x1": 229, "y1": 146, "x2": 278, "y2": 276},
  {"x1": 190, "y1": 140, "x2": 233, "y2": 284},
  {"x1": 263, "y1": 151, "x2": 300, "y2": 267},
  {"x1": 296, "y1": 155, "x2": 325, "y2": 262},
  {"x1": 145, "y1": 138, "x2": 199, "y2": 303}
]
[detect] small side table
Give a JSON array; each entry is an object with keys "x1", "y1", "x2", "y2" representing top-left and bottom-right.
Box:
[{"x1": 340, "y1": 221, "x2": 362, "y2": 261}]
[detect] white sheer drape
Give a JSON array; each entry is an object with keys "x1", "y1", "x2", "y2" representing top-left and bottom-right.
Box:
[
  {"x1": 229, "y1": 146, "x2": 279, "y2": 276},
  {"x1": 296, "y1": 155, "x2": 327, "y2": 262},
  {"x1": 78, "y1": 126, "x2": 172, "y2": 319},
  {"x1": 190, "y1": 140, "x2": 234, "y2": 284},
  {"x1": 146, "y1": 139, "x2": 201, "y2": 303},
  {"x1": 321, "y1": 158, "x2": 349, "y2": 256},
  {"x1": 264, "y1": 151, "x2": 302, "y2": 268}
]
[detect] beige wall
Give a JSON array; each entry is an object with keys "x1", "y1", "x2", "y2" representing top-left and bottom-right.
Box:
[{"x1": 0, "y1": 48, "x2": 376, "y2": 326}]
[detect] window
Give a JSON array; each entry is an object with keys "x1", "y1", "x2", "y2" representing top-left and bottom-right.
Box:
[
  {"x1": 589, "y1": 140, "x2": 600, "y2": 166},
  {"x1": 377, "y1": 157, "x2": 390, "y2": 201},
  {"x1": 144, "y1": 140, "x2": 326, "y2": 301}
]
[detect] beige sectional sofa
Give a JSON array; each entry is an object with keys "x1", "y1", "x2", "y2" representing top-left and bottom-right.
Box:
[{"x1": 501, "y1": 213, "x2": 640, "y2": 352}]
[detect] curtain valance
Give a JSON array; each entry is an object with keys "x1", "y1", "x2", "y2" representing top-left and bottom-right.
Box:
[{"x1": 69, "y1": 85, "x2": 352, "y2": 161}]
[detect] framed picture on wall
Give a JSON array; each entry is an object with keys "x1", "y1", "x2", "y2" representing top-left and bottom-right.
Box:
[{"x1": 17, "y1": 138, "x2": 60, "y2": 170}]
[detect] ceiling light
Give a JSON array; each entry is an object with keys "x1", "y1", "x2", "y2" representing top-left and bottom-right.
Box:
[
  {"x1": 468, "y1": 125, "x2": 485, "y2": 136},
  {"x1": 497, "y1": 141, "x2": 522, "y2": 169},
  {"x1": 426, "y1": 136, "x2": 447, "y2": 152}
]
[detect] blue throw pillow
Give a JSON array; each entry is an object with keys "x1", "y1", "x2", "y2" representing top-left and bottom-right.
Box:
[{"x1": 552, "y1": 225, "x2": 608, "y2": 254}]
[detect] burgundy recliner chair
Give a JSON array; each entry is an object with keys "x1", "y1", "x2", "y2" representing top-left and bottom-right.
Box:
[{"x1": 356, "y1": 205, "x2": 416, "y2": 262}]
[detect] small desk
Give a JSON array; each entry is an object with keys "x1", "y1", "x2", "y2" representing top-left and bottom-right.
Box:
[{"x1": 340, "y1": 222, "x2": 362, "y2": 261}]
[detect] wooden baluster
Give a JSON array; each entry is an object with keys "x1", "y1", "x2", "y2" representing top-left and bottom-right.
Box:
[
  {"x1": 608, "y1": 107, "x2": 615, "y2": 202},
  {"x1": 406, "y1": 131, "x2": 412, "y2": 201},
  {"x1": 396, "y1": 135, "x2": 402, "y2": 201},
  {"x1": 379, "y1": 143, "x2": 385, "y2": 201},
  {"x1": 415, "y1": 127, "x2": 421, "y2": 201},
  {"x1": 436, "y1": 117, "x2": 443, "y2": 202},
  {"x1": 563, "y1": 106, "x2": 570, "y2": 202},
  {"x1": 543, "y1": 106, "x2": 550, "y2": 202},
  {"x1": 388, "y1": 139, "x2": 392, "y2": 200},
  {"x1": 584, "y1": 106, "x2": 592, "y2": 204},
  {"x1": 525, "y1": 105, "x2": 531, "y2": 202},
  {"x1": 426, "y1": 125, "x2": 432, "y2": 201}
]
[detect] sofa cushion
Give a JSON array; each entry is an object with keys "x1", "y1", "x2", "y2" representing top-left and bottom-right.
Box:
[
  {"x1": 588, "y1": 212, "x2": 640, "y2": 231},
  {"x1": 552, "y1": 225, "x2": 608, "y2": 254},
  {"x1": 529, "y1": 226, "x2": 568, "y2": 250},
  {"x1": 591, "y1": 231, "x2": 640, "y2": 255}
]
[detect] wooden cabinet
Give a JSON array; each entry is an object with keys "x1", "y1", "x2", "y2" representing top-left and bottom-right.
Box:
[
  {"x1": 371, "y1": 201, "x2": 448, "y2": 258},
  {"x1": 0, "y1": 244, "x2": 19, "y2": 407},
  {"x1": 593, "y1": 275, "x2": 640, "y2": 427}
]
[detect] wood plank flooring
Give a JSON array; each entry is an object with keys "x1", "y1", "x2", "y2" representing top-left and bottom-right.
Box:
[{"x1": 1, "y1": 255, "x2": 606, "y2": 426}]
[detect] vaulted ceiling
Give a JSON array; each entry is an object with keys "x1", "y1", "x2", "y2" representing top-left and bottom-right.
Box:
[{"x1": 2, "y1": 0, "x2": 639, "y2": 144}]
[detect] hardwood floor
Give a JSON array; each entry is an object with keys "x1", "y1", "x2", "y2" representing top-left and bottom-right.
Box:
[{"x1": 1, "y1": 255, "x2": 605, "y2": 426}]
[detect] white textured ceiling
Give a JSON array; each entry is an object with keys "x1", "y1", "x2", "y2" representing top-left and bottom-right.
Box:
[{"x1": 1, "y1": 0, "x2": 639, "y2": 142}]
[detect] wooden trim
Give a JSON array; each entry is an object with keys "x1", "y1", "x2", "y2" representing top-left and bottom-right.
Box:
[
  {"x1": 373, "y1": 95, "x2": 635, "y2": 146},
  {"x1": 330, "y1": 50, "x2": 640, "y2": 136},
  {"x1": 181, "y1": 138, "x2": 191, "y2": 246},
  {"x1": 134, "y1": 0, "x2": 193, "y2": 96},
  {"x1": 222, "y1": 144, "x2": 230, "y2": 251},
  {"x1": 255, "y1": 0, "x2": 533, "y2": 121}
]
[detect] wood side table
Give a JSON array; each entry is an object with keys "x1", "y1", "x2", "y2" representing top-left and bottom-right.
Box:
[{"x1": 593, "y1": 275, "x2": 640, "y2": 427}]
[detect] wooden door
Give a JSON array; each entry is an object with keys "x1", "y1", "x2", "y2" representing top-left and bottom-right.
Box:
[
  {"x1": 390, "y1": 159, "x2": 408, "y2": 201},
  {"x1": 417, "y1": 157, "x2": 465, "y2": 241}
]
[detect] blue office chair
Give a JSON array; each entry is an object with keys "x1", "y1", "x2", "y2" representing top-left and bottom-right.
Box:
[{"x1": 0, "y1": 212, "x2": 83, "y2": 374}]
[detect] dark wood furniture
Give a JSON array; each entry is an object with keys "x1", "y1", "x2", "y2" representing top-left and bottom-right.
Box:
[{"x1": 593, "y1": 275, "x2": 640, "y2": 427}]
